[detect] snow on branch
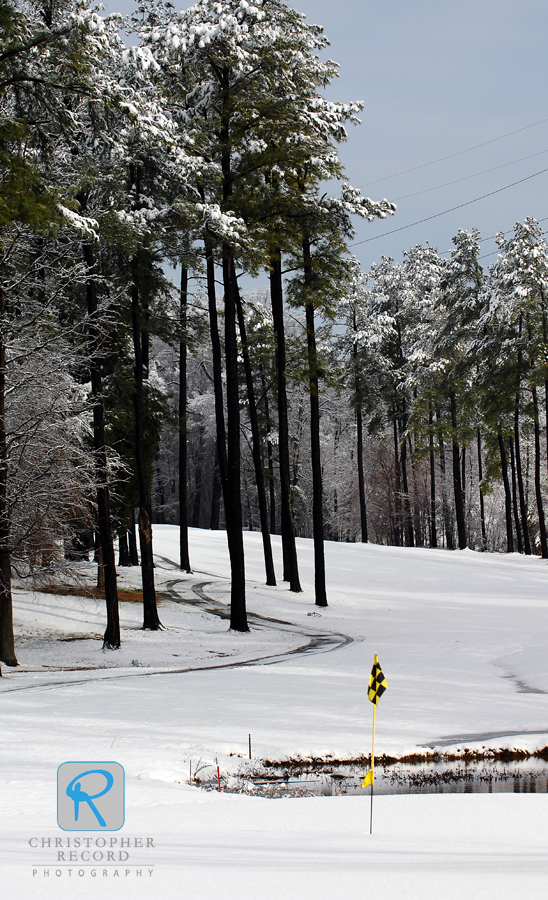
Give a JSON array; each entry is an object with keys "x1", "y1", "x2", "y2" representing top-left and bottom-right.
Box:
[
  {"x1": 196, "y1": 203, "x2": 247, "y2": 245},
  {"x1": 338, "y1": 184, "x2": 396, "y2": 222},
  {"x1": 57, "y1": 205, "x2": 98, "y2": 239}
]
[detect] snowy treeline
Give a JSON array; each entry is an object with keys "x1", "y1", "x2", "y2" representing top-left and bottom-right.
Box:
[
  {"x1": 152, "y1": 217, "x2": 548, "y2": 560},
  {"x1": 1, "y1": 0, "x2": 397, "y2": 659},
  {"x1": 2, "y1": 0, "x2": 547, "y2": 666}
]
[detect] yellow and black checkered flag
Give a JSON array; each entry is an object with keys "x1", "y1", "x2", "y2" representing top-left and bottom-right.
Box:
[{"x1": 368, "y1": 654, "x2": 387, "y2": 705}]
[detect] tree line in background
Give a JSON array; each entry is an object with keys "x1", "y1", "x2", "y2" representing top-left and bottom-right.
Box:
[
  {"x1": 1, "y1": 0, "x2": 547, "y2": 673},
  {"x1": 155, "y1": 216, "x2": 548, "y2": 563}
]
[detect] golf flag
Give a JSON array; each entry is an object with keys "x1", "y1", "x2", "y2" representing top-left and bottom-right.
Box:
[
  {"x1": 362, "y1": 654, "x2": 388, "y2": 792},
  {"x1": 368, "y1": 654, "x2": 388, "y2": 705}
]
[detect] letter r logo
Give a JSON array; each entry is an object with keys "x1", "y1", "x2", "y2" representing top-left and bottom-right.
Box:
[{"x1": 57, "y1": 762, "x2": 124, "y2": 831}]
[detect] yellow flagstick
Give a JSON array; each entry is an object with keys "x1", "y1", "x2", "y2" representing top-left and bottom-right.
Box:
[
  {"x1": 369, "y1": 701, "x2": 376, "y2": 834},
  {"x1": 362, "y1": 653, "x2": 387, "y2": 835}
]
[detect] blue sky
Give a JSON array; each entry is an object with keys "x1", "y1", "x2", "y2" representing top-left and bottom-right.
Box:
[{"x1": 104, "y1": 0, "x2": 548, "y2": 273}]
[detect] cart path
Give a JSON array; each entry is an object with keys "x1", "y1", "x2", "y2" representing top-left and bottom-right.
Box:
[{"x1": 0, "y1": 565, "x2": 359, "y2": 695}]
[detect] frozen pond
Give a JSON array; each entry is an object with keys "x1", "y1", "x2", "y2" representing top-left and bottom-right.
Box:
[{"x1": 199, "y1": 758, "x2": 548, "y2": 797}]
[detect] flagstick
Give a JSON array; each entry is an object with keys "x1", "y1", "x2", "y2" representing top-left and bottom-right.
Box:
[{"x1": 370, "y1": 702, "x2": 376, "y2": 835}]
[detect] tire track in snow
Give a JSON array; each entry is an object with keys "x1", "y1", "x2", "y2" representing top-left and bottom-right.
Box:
[
  {"x1": 167, "y1": 578, "x2": 356, "y2": 660},
  {"x1": 0, "y1": 568, "x2": 358, "y2": 695}
]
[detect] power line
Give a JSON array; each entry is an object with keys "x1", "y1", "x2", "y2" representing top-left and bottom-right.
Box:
[
  {"x1": 478, "y1": 221, "x2": 548, "y2": 260},
  {"x1": 478, "y1": 215, "x2": 548, "y2": 249},
  {"x1": 393, "y1": 148, "x2": 548, "y2": 202},
  {"x1": 351, "y1": 166, "x2": 548, "y2": 248},
  {"x1": 358, "y1": 116, "x2": 548, "y2": 189},
  {"x1": 478, "y1": 237, "x2": 548, "y2": 261},
  {"x1": 434, "y1": 217, "x2": 548, "y2": 260}
]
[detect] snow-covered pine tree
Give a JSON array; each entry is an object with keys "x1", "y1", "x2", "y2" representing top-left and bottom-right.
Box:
[
  {"x1": 136, "y1": 0, "x2": 394, "y2": 620},
  {"x1": 485, "y1": 218, "x2": 548, "y2": 557},
  {"x1": 286, "y1": 187, "x2": 394, "y2": 604},
  {"x1": 0, "y1": 0, "x2": 133, "y2": 665}
]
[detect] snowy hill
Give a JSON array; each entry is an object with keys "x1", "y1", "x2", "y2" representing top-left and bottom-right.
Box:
[{"x1": 2, "y1": 526, "x2": 548, "y2": 899}]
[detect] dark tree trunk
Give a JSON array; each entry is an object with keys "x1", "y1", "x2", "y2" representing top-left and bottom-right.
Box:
[
  {"x1": 141, "y1": 297, "x2": 150, "y2": 377},
  {"x1": 438, "y1": 428, "x2": 454, "y2": 550},
  {"x1": 514, "y1": 321, "x2": 531, "y2": 554},
  {"x1": 155, "y1": 470, "x2": 165, "y2": 524},
  {"x1": 461, "y1": 444, "x2": 466, "y2": 538},
  {"x1": 429, "y1": 409, "x2": 437, "y2": 548},
  {"x1": 210, "y1": 446, "x2": 222, "y2": 530},
  {"x1": 461, "y1": 445, "x2": 466, "y2": 508},
  {"x1": 129, "y1": 518, "x2": 139, "y2": 566},
  {"x1": 244, "y1": 470, "x2": 254, "y2": 530},
  {"x1": 261, "y1": 367, "x2": 277, "y2": 535},
  {"x1": 216, "y1": 68, "x2": 248, "y2": 631},
  {"x1": 270, "y1": 250, "x2": 301, "y2": 591},
  {"x1": 234, "y1": 279, "x2": 276, "y2": 585},
  {"x1": 291, "y1": 400, "x2": 305, "y2": 490},
  {"x1": 514, "y1": 399, "x2": 531, "y2": 554},
  {"x1": 191, "y1": 456, "x2": 203, "y2": 527},
  {"x1": 221, "y1": 247, "x2": 248, "y2": 631},
  {"x1": 509, "y1": 438, "x2": 523, "y2": 553},
  {"x1": 353, "y1": 311, "x2": 368, "y2": 543},
  {"x1": 131, "y1": 258, "x2": 161, "y2": 630},
  {"x1": 303, "y1": 237, "x2": 327, "y2": 607},
  {"x1": 356, "y1": 404, "x2": 368, "y2": 543},
  {"x1": 392, "y1": 416, "x2": 403, "y2": 547},
  {"x1": 179, "y1": 265, "x2": 191, "y2": 572},
  {"x1": 498, "y1": 431, "x2": 514, "y2": 553},
  {"x1": 477, "y1": 430, "x2": 487, "y2": 549},
  {"x1": 0, "y1": 278, "x2": 16, "y2": 668},
  {"x1": 449, "y1": 391, "x2": 466, "y2": 549},
  {"x1": 394, "y1": 315, "x2": 412, "y2": 547},
  {"x1": 532, "y1": 387, "x2": 548, "y2": 558},
  {"x1": 400, "y1": 421, "x2": 414, "y2": 547},
  {"x1": 83, "y1": 241, "x2": 120, "y2": 649},
  {"x1": 205, "y1": 235, "x2": 246, "y2": 624},
  {"x1": 205, "y1": 240, "x2": 228, "y2": 475},
  {"x1": 409, "y1": 433, "x2": 423, "y2": 547},
  {"x1": 118, "y1": 531, "x2": 130, "y2": 567},
  {"x1": 95, "y1": 533, "x2": 105, "y2": 591}
]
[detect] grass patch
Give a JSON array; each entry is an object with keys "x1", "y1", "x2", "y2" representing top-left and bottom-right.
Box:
[
  {"x1": 260, "y1": 746, "x2": 548, "y2": 770},
  {"x1": 35, "y1": 584, "x2": 144, "y2": 603}
]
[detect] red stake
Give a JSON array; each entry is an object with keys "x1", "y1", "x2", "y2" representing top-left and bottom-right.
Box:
[{"x1": 217, "y1": 766, "x2": 222, "y2": 792}]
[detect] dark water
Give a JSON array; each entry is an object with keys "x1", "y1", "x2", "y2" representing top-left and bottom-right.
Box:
[
  {"x1": 206, "y1": 760, "x2": 548, "y2": 797},
  {"x1": 333, "y1": 761, "x2": 548, "y2": 796}
]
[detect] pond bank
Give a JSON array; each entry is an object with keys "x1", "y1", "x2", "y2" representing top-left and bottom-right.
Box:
[{"x1": 196, "y1": 757, "x2": 548, "y2": 797}]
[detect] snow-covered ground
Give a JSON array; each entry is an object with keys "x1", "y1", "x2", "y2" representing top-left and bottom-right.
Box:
[{"x1": 1, "y1": 526, "x2": 548, "y2": 898}]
